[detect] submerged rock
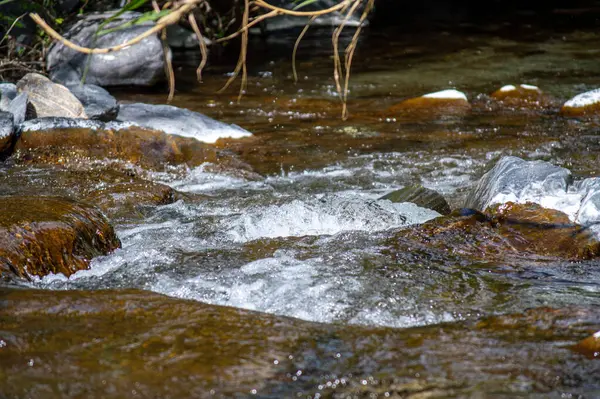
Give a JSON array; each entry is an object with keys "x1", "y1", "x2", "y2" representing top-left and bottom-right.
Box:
[
  {"x1": 47, "y1": 11, "x2": 165, "y2": 86},
  {"x1": 117, "y1": 103, "x2": 253, "y2": 143},
  {"x1": 380, "y1": 185, "x2": 451, "y2": 215},
  {"x1": 465, "y1": 156, "x2": 572, "y2": 211},
  {"x1": 391, "y1": 202, "x2": 600, "y2": 261},
  {"x1": 85, "y1": 179, "x2": 178, "y2": 222},
  {"x1": 490, "y1": 84, "x2": 553, "y2": 109},
  {"x1": 561, "y1": 88, "x2": 600, "y2": 117},
  {"x1": 387, "y1": 89, "x2": 471, "y2": 118},
  {"x1": 0, "y1": 196, "x2": 120, "y2": 281},
  {"x1": 0, "y1": 166, "x2": 181, "y2": 224},
  {"x1": 67, "y1": 84, "x2": 119, "y2": 121},
  {"x1": 16, "y1": 73, "x2": 86, "y2": 119}
]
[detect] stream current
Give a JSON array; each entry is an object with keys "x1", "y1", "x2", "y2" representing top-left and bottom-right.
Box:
[{"x1": 3, "y1": 17, "x2": 600, "y2": 398}]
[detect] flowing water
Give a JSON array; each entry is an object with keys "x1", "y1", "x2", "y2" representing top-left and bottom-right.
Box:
[{"x1": 2, "y1": 20, "x2": 600, "y2": 397}]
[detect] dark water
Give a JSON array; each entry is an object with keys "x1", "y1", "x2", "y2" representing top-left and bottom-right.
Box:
[{"x1": 2, "y1": 20, "x2": 600, "y2": 397}]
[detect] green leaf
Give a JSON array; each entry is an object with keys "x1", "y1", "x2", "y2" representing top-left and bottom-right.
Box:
[
  {"x1": 97, "y1": 9, "x2": 172, "y2": 36},
  {"x1": 293, "y1": 0, "x2": 321, "y2": 10},
  {"x1": 98, "y1": 0, "x2": 150, "y2": 31}
]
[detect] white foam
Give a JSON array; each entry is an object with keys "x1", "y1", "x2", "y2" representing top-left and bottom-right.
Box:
[
  {"x1": 152, "y1": 252, "x2": 358, "y2": 323},
  {"x1": 422, "y1": 89, "x2": 467, "y2": 101},
  {"x1": 220, "y1": 194, "x2": 440, "y2": 242},
  {"x1": 489, "y1": 186, "x2": 583, "y2": 221},
  {"x1": 164, "y1": 164, "x2": 255, "y2": 193},
  {"x1": 563, "y1": 88, "x2": 600, "y2": 108}
]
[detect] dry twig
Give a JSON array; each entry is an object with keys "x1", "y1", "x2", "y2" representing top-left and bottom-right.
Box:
[{"x1": 28, "y1": 0, "x2": 370, "y2": 118}]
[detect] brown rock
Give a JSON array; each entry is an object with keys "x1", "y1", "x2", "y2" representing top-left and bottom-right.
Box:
[
  {"x1": 16, "y1": 73, "x2": 87, "y2": 119},
  {"x1": 390, "y1": 202, "x2": 600, "y2": 262},
  {"x1": 0, "y1": 196, "x2": 120, "y2": 281},
  {"x1": 387, "y1": 89, "x2": 471, "y2": 118},
  {"x1": 573, "y1": 331, "x2": 600, "y2": 359},
  {"x1": 13, "y1": 126, "x2": 235, "y2": 170},
  {"x1": 560, "y1": 88, "x2": 600, "y2": 117},
  {"x1": 1, "y1": 288, "x2": 600, "y2": 398},
  {"x1": 490, "y1": 84, "x2": 553, "y2": 109},
  {"x1": 0, "y1": 166, "x2": 182, "y2": 224}
]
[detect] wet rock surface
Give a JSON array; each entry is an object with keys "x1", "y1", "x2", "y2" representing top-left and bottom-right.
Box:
[
  {"x1": 46, "y1": 11, "x2": 165, "y2": 86},
  {"x1": 561, "y1": 88, "x2": 600, "y2": 117},
  {"x1": 16, "y1": 73, "x2": 87, "y2": 119},
  {"x1": 117, "y1": 103, "x2": 253, "y2": 143},
  {"x1": 1, "y1": 288, "x2": 599, "y2": 398},
  {"x1": 0, "y1": 166, "x2": 181, "y2": 223},
  {"x1": 380, "y1": 185, "x2": 451, "y2": 215},
  {"x1": 387, "y1": 89, "x2": 471, "y2": 119},
  {"x1": 465, "y1": 156, "x2": 572, "y2": 211},
  {"x1": 12, "y1": 125, "x2": 234, "y2": 170},
  {"x1": 390, "y1": 201, "x2": 600, "y2": 262},
  {"x1": 490, "y1": 84, "x2": 554, "y2": 110},
  {"x1": 0, "y1": 196, "x2": 120, "y2": 281}
]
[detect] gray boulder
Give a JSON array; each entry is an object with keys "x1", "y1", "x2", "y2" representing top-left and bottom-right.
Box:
[
  {"x1": 254, "y1": 0, "x2": 366, "y2": 33},
  {"x1": 380, "y1": 185, "x2": 451, "y2": 215},
  {"x1": 47, "y1": 11, "x2": 166, "y2": 87},
  {"x1": 117, "y1": 103, "x2": 252, "y2": 143},
  {"x1": 7, "y1": 93, "x2": 28, "y2": 125},
  {"x1": 16, "y1": 73, "x2": 86, "y2": 119},
  {"x1": 67, "y1": 84, "x2": 119, "y2": 121},
  {"x1": 166, "y1": 24, "x2": 211, "y2": 49},
  {"x1": 465, "y1": 156, "x2": 572, "y2": 211},
  {"x1": 0, "y1": 111, "x2": 15, "y2": 155},
  {"x1": 0, "y1": 83, "x2": 17, "y2": 111}
]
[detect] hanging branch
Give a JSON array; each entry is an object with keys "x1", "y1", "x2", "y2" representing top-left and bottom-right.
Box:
[{"x1": 29, "y1": 0, "x2": 371, "y2": 118}]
